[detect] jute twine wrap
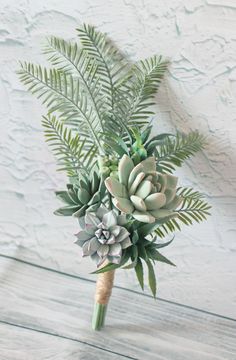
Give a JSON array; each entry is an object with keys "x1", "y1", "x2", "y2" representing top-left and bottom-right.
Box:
[{"x1": 95, "y1": 270, "x2": 115, "y2": 305}]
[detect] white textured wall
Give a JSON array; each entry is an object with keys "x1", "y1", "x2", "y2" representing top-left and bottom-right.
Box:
[{"x1": 0, "y1": 0, "x2": 236, "y2": 318}]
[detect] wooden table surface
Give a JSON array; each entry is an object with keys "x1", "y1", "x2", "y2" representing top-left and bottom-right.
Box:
[{"x1": 0, "y1": 253, "x2": 235, "y2": 360}]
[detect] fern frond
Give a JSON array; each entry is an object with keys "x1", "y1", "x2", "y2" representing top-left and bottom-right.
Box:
[
  {"x1": 42, "y1": 115, "x2": 97, "y2": 176},
  {"x1": 177, "y1": 187, "x2": 205, "y2": 200},
  {"x1": 155, "y1": 188, "x2": 211, "y2": 238},
  {"x1": 77, "y1": 24, "x2": 129, "y2": 112},
  {"x1": 156, "y1": 131, "x2": 206, "y2": 173},
  {"x1": 44, "y1": 37, "x2": 106, "y2": 133},
  {"x1": 18, "y1": 62, "x2": 102, "y2": 150},
  {"x1": 121, "y1": 55, "x2": 168, "y2": 128}
]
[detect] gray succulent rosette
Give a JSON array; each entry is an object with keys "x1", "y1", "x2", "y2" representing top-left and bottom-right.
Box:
[
  {"x1": 105, "y1": 155, "x2": 182, "y2": 223},
  {"x1": 75, "y1": 206, "x2": 132, "y2": 266}
]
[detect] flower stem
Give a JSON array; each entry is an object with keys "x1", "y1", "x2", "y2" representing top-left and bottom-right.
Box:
[
  {"x1": 92, "y1": 303, "x2": 107, "y2": 330},
  {"x1": 108, "y1": 193, "x2": 113, "y2": 210},
  {"x1": 92, "y1": 269, "x2": 115, "y2": 331}
]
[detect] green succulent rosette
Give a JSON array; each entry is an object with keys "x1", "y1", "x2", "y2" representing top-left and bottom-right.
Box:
[
  {"x1": 54, "y1": 171, "x2": 104, "y2": 217},
  {"x1": 75, "y1": 206, "x2": 132, "y2": 266},
  {"x1": 105, "y1": 155, "x2": 182, "y2": 223}
]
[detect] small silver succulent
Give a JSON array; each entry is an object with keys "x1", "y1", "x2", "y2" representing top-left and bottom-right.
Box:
[{"x1": 75, "y1": 206, "x2": 132, "y2": 266}]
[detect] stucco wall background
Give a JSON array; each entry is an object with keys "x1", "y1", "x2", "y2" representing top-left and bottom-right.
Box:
[{"x1": 0, "y1": 0, "x2": 236, "y2": 317}]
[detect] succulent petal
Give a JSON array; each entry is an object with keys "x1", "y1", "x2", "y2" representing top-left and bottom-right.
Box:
[
  {"x1": 97, "y1": 256, "x2": 107, "y2": 267},
  {"x1": 85, "y1": 213, "x2": 100, "y2": 227},
  {"x1": 85, "y1": 224, "x2": 97, "y2": 235},
  {"x1": 164, "y1": 188, "x2": 176, "y2": 205},
  {"x1": 118, "y1": 155, "x2": 134, "y2": 186},
  {"x1": 112, "y1": 197, "x2": 134, "y2": 214},
  {"x1": 78, "y1": 216, "x2": 85, "y2": 229},
  {"x1": 140, "y1": 156, "x2": 156, "y2": 173},
  {"x1": 149, "y1": 209, "x2": 175, "y2": 218},
  {"x1": 73, "y1": 205, "x2": 87, "y2": 218},
  {"x1": 117, "y1": 214, "x2": 127, "y2": 225},
  {"x1": 110, "y1": 225, "x2": 121, "y2": 237},
  {"x1": 166, "y1": 174, "x2": 178, "y2": 189},
  {"x1": 97, "y1": 244, "x2": 109, "y2": 257},
  {"x1": 115, "y1": 227, "x2": 130, "y2": 242},
  {"x1": 121, "y1": 237, "x2": 132, "y2": 249},
  {"x1": 91, "y1": 252, "x2": 100, "y2": 264},
  {"x1": 135, "y1": 180, "x2": 152, "y2": 199},
  {"x1": 130, "y1": 195, "x2": 147, "y2": 212},
  {"x1": 75, "y1": 230, "x2": 92, "y2": 242},
  {"x1": 132, "y1": 211, "x2": 155, "y2": 223},
  {"x1": 157, "y1": 173, "x2": 167, "y2": 193},
  {"x1": 74, "y1": 238, "x2": 88, "y2": 246},
  {"x1": 165, "y1": 195, "x2": 183, "y2": 210},
  {"x1": 108, "y1": 243, "x2": 122, "y2": 257},
  {"x1": 102, "y1": 210, "x2": 117, "y2": 228},
  {"x1": 128, "y1": 172, "x2": 145, "y2": 196},
  {"x1": 96, "y1": 205, "x2": 109, "y2": 220},
  {"x1": 82, "y1": 240, "x2": 96, "y2": 256},
  {"x1": 128, "y1": 163, "x2": 143, "y2": 188},
  {"x1": 108, "y1": 255, "x2": 121, "y2": 264},
  {"x1": 88, "y1": 237, "x2": 100, "y2": 253},
  {"x1": 105, "y1": 177, "x2": 127, "y2": 198},
  {"x1": 77, "y1": 189, "x2": 90, "y2": 204},
  {"x1": 144, "y1": 193, "x2": 166, "y2": 210},
  {"x1": 106, "y1": 234, "x2": 116, "y2": 244}
]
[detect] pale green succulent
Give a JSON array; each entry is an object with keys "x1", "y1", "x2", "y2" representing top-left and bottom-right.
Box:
[
  {"x1": 54, "y1": 172, "x2": 103, "y2": 217},
  {"x1": 105, "y1": 155, "x2": 182, "y2": 223},
  {"x1": 75, "y1": 206, "x2": 132, "y2": 266},
  {"x1": 98, "y1": 156, "x2": 119, "y2": 179}
]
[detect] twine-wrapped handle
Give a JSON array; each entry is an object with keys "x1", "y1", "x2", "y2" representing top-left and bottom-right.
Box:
[{"x1": 92, "y1": 270, "x2": 115, "y2": 330}]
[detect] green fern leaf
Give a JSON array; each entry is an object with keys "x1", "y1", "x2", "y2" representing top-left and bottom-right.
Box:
[
  {"x1": 42, "y1": 115, "x2": 96, "y2": 176},
  {"x1": 77, "y1": 24, "x2": 128, "y2": 111},
  {"x1": 156, "y1": 131, "x2": 207, "y2": 173},
  {"x1": 44, "y1": 36, "x2": 106, "y2": 134},
  {"x1": 18, "y1": 62, "x2": 102, "y2": 150},
  {"x1": 77, "y1": 24, "x2": 132, "y2": 142},
  {"x1": 121, "y1": 55, "x2": 168, "y2": 128},
  {"x1": 155, "y1": 188, "x2": 211, "y2": 238}
]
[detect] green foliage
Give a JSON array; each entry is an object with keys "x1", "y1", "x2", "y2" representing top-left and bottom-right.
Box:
[
  {"x1": 91, "y1": 250, "x2": 130, "y2": 274},
  {"x1": 156, "y1": 131, "x2": 206, "y2": 173},
  {"x1": 44, "y1": 36, "x2": 106, "y2": 134},
  {"x1": 127, "y1": 235, "x2": 175, "y2": 296},
  {"x1": 155, "y1": 187, "x2": 211, "y2": 238},
  {"x1": 18, "y1": 24, "x2": 211, "y2": 298},
  {"x1": 123, "y1": 56, "x2": 168, "y2": 127},
  {"x1": 77, "y1": 24, "x2": 133, "y2": 141},
  {"x1": 77, "y1": 24, "x2": 129, "y2": 110},
  {"x1": 54, "y1": 172, "x2": 104, "y2": 217},
  {"x1": 137, "y1": 216, "x2": 177, "y2": 238},
  {"x1": 18, "y1": 25, "x2": 168, "y2": 165},
  {"x1": 42, "y1": 115, "x2": 96, "y2": 177},
  {"x1": 146, "y1": 259, "x2": 157, "y2": 297},
  {"x1": 91, "y1": 221, "x2": 176, "y2": 296},
  {"x1": 18, "y1": 62, "x2": 103, "y2": 149},
  {"x1": 134, "y1": 258, "x2": 144, "y2": 290}
]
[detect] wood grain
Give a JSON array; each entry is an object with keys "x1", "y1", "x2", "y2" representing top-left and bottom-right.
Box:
[
  {"x1": 0, "y1": 255, "x2": 235, "y2": 360},
  {"x1": 0, "y1": 321, "x2": 123, "y2": 360}
]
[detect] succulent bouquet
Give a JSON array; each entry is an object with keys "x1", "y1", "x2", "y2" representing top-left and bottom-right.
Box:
[{"x1": 18, "y1": 24, "x2": 211, "y2": 330}]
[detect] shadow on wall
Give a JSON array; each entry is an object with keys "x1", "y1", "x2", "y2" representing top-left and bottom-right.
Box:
[{"x1": 155, "y1": 75, "x2": 236, "y2": 217}]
